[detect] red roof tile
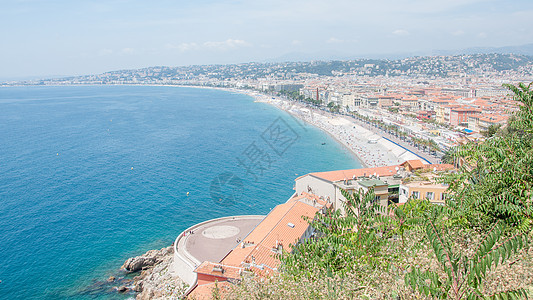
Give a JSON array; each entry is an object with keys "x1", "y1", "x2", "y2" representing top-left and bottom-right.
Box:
[
  {"x1": 401, "y1": 159, "x2": 425, "y2": 170},
  {"x1": 307, "y1": 165, "x2": 400, "y2": 182},
  {"x1": 194, "y1": 261, "x2": 243, "y2": 280},
  {"x1": 221, "y1": 194, "x2": 322, "y2": 274},
  {"x1": 188, "y1": 281, "x2": 232, "y2": 300}
]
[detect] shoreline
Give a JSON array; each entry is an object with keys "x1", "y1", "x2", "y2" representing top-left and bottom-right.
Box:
[
  {"x1": 12, "y1": 83, "x2": 423, "y2": 167},
  {"x1": 230, "y1": 88, "x2": 422, "y2": 168},
  {"x1": 166, "y1": 85, "x2": 370, "y2": 166},
  {"x1": 268, "y1": 97, "x2": 368, "y2": 168},
  {"x1": 91, "y1": 84, "x2": 421, "y2": 299}
]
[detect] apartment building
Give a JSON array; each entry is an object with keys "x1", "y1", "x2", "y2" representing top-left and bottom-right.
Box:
[
  {"x1": 294, "y1": 165, "x2": 403, "y2": 214},
  {"x1": 450, "y1": 107, "x2": 480, "y2": 126}
]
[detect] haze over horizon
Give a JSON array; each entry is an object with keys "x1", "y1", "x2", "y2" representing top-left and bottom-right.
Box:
[{"x1": 2, "y1": 0, "x2": 533, "y2": 79}]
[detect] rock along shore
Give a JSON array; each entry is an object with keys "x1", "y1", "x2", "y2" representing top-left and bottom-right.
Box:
[{"x1": 120, "y1": 245, "x2": 187, "y2": 299}]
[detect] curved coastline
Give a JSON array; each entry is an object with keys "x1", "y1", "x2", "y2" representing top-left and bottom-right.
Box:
[
  {"x1": 168, "y1": 84, "x2": 414, "y2": 168},
  {"x1": 62, "y1": 84, "x2": 421, "y2": 299},
  {"x1": 74, "y1": 83, "x2": 426, "y2": 167},
  {"x1": 217, "y1": 87, "x2": 423, "y2": 168},
  {"x1": 17, "y1": 83, "x2": 427, "y2": 167}
]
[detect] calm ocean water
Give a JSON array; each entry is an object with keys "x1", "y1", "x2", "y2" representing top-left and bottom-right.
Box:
[{"x1": 0, "y1": 85, "x2": 360, "y2": 299}]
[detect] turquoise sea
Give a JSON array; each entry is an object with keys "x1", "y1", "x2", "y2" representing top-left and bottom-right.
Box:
[{"x1": 0, "y1": 85, "x2": 360, "y2": 299}]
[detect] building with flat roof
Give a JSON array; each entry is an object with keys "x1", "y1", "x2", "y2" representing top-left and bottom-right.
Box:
[
  {"x1": 398, "y1": 164, "x2": 454, "y2": 204},
  {"x1": 450, "y1": 107, "x2": 481, "y2": 126},
  {"x1": 183, "y1": 161, "x2": 456, "y2": 298},
  {"x1": 294, "y1": 164, "x2": 404, "y2": 214}
]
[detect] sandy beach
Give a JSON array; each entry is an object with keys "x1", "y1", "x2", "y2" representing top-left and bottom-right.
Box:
[{"x1": 232, "y1": 89, "x2": 423, "y2": 168}]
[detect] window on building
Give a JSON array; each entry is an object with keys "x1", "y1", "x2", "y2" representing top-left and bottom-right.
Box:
[
  {"x1": 442, "y1": 193, "x2": 448, "y2": 200},
  {"x1": 412, "y1": 191, "x2": 419, "y2": 199},
  {"x1": 426, "y1": 192, "x2": 434, "y2": 200}
]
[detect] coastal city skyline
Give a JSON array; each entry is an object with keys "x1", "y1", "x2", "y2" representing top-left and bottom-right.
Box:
[
  {"x1": 2, "y1": 1, "x2": 533, "y2": 298},
  {"x1": 14, "y1": 52, "x2": 530, "y2": 164},
  {"x1": 2, "y1": 0, "x2": 533, "y2": 79}
]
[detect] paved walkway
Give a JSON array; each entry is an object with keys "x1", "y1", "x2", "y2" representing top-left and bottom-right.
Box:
[
  {"x1": 172, "y1": 215, "x2": 264, "y2": 294},
  {"x1": 177, "y1": 215, "x2": 264, "y2": 266},
  {"x1": 345, "y1": 115, "x2": 443, "y2": 164},
  {"x1": 280, "y1": 99, "x2": 443, "y2": 164}
]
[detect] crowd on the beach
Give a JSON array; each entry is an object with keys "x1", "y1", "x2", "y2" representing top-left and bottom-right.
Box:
[
  {"x1": 318, "y1": 118, "x2": 403, "y2": 167},
  {"x1": 289, "y1": 106, "x2": 403, "y2": 167}
]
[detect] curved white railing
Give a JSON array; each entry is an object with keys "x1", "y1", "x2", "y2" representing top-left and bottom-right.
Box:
[{"x1": 173, "y1": 215, "x2": 265, "y2": 297}]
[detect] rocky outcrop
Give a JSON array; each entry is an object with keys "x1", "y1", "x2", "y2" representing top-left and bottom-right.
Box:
[
  {"x1": 121, "y1": 245, "x2": 188, "y2": 300},
  {"x1": 121, "y1": 246, "x2": 173, "y2": 272}
]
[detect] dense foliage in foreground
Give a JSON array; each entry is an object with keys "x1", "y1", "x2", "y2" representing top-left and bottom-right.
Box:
[{"x1": 225, "y1": 83, "x2": 533, "y2": 299}]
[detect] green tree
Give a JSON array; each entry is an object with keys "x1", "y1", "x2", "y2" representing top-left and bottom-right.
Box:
[
  {"x1": 443, "y1": 82, "x2": 533, "y2": 230},
  {"x1": 441, "y1": 147, "x2": 456, "y2": 164},
  {"x1": 390, "y1": 198, "x2": 430, "y2": 248},
  {"x1": 406, "y1": 221, "x2": 528, "y2": 299},
  {"x1": 481, "y1": 124, "x2": 502, "y2": 138},
  {"x1": 327, "y1": 102, "x2": 340, "y2": 113},
  {"x1": 211, "y1": 280, "x2": 222, "y2": 300},
  {"x1": 281, "y1": 188, "x2": 389, "y2": 278}
]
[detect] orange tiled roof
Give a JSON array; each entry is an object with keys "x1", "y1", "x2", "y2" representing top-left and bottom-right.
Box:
[
  {"x1": 221, "y1": 201, "x2": 295, "y2": 266},
  {"x1": 188, "y1": 281, "x2": 232, "y2": 300},
  {"x1": 307, "y1": 165, "x2": 400, "y2": 182},
  {"x1": 479, "y1": 115, "x2": 508, "y2": 124},
  {"x1": 401, "y1": 159, "x2": 425, "y2": 170},
  {"x1": 291, "y1": 192, "x2": 329, "y2": 207},
  {"x1": 222, "y1": 194, "x2": 322, "y2": 272},
  {"x1": 242, "y1": 200, "x2": 320, "y2": 268},
  {"x1": 194, "y1": 261, "x2": 243, "y2": 280}
]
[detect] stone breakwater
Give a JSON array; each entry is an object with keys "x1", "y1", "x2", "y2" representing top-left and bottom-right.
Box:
[{"x1": 119, "y1": 245, "x2": 187, "y2": 299}]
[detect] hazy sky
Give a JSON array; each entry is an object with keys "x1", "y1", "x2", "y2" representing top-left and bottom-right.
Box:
[{"x1": 1, "y1": 0, "x2": 533, "y2": 78}]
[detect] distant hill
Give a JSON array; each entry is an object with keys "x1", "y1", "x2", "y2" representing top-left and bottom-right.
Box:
[
  {"x1": 269, "y1": 43, "x2": 533, "y2": 63},
  {"x1": 5, "y1": 53, "x2": 529, "y2": 87},
  {"x1": 0, "y1": 74, "x2": 72, "y2": 82},
  {"x1": 432, "y1": 43, "x2": 533, "y2": 57}
]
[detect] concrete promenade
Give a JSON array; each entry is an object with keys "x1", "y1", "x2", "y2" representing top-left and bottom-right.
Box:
[
  {"x1": 345, "y1": 115, "x2": 443, "y2": 164},
  {"x1": 172, "y1": 215, "x2": 264, "y2": 293}
]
